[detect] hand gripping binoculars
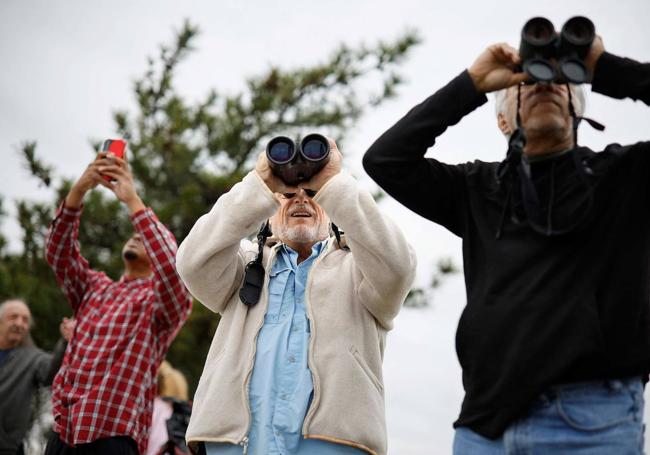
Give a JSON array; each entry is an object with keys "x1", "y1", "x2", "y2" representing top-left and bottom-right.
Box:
[
  {"x1": 519, "y1": 16, "x2": 595, "y2": 84},
  {"x1": 266, "y1": 134, "x2": 330, "y2": 185}
]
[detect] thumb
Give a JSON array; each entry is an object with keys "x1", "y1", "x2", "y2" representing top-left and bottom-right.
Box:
[{"x1": 509, "y1": 73, "x2": 530, "y2": 86}]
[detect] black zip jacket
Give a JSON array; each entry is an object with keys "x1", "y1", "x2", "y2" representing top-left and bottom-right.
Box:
[{"x1": 363, "y1": 52, "x2": 650, "y2": 439}]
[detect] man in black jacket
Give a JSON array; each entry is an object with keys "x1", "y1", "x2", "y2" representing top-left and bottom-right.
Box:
[
  {"x1": 364, "y1": 34, "x2": 650, "y2": 454},
  {"x1": 0, "y1": 299, "x2": 73, "y2": 455}
]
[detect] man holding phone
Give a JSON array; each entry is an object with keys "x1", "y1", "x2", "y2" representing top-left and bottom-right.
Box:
[{"x1": 44, "y1": 149, "x2": 192, "y2": 455}]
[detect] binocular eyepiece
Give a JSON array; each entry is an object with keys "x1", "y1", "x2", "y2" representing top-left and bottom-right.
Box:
[
  {"x1": 520, "y1": 16, "x2": 595, "y2": 84},
  {"x1": 266, "y1": 134, "x2": 330, "y2": 185}
]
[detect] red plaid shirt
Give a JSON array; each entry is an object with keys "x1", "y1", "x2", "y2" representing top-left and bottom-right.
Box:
[{"x1": 45, "y1": 204, "x2": 192, "y2": 454}]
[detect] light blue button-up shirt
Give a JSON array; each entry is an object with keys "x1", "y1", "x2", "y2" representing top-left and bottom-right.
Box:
[{"x1": 207, "y1": 241, "x2": 365, "y2": 455}]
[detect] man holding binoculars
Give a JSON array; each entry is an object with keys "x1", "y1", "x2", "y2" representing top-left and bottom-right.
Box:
[
  {"x1": 176, "y1": 138, "x2": 415, "y2": 455},
  {"x1": 364, "y1": 16, "x2": 650, "y2": 454}
]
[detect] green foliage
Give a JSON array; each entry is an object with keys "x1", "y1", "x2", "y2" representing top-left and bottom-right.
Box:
[
  {"x1": 1, "y1": 20, "x2": 420, "y2": 395},
  {"x1": 403, "y1": 257, "x2": 459, "y2": 308}
]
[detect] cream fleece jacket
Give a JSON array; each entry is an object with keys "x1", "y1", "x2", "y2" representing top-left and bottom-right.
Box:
[{"x1": 176, "y1": 170, "x2": 416, "y2": 455}]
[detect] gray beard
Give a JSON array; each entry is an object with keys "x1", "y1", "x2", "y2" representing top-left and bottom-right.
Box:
[{"x1": 275, "y1": 223, "x2": 328, "y2": 245}]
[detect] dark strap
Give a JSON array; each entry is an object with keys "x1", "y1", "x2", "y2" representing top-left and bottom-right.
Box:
[
  {"x1": 496, "y1": 84, "x2": 597, "y2": 238},
  {"x1": 239, "y1": 220, "x2": 272, "y2": 306},
  {"x1": 566, "y1": 82, "x2": 606, "y2": 147},
  {"x1": 331, "y1": 222, "x2": 349, "y2": 250},
  {"x1": 239, "y1": 220, "x2": 348, "y2": 305}
]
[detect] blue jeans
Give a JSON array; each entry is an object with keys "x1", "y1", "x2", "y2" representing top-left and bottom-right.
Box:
[{"x1": 454, "y1": 377, "x2": 645, "y2": 455}]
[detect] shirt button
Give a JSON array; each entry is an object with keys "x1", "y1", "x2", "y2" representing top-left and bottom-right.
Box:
[
  {"x1": 288, "y1": 355, "x2": 296, "y2": 363},
  {"x1": 280, "y1": 393, "x2": 288, "y2": 400}
]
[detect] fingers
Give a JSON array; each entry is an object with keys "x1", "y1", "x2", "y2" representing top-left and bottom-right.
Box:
[
  {"x1": 97, "y1": 177, "x2": 114, "y2": 190},
  {"x1": 108, "y1": 154, "x2": 128, "y2": 169},
  {"x1": 255, "y1": 150, "x2": 270, "y2": 169},
  {"x1": 80, "y1": 164, "x2": 104, "y2": 189},
  {"x1": 95, "y1": 152, "x2": 109, "y2": 162},
  {"x1": 97, "y1": 152, "x2": 128, "y2": 169},
  {"x1": 510, "y1": 72, "x2": 531, "y2": 86},
  {"x1": 491, "y1": 43, "x2": 521, "y2": 67},
  {"x1": 98, "y1": 163, "x2": 129, "y2": 180}
]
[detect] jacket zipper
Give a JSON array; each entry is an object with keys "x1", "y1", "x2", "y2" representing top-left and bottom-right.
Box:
[
  {"x1": 299, "y1": 241, "x2": 373, "y2": 454},
  {"x1": 301, "y1": 240, "x2": 332, "y2": 434},
  {"x1": 239, "y1": 246, "x2": 278, "y2": 451},
  {"x1": 239, "y1": 436, "x2": 249, "y2": 454}
]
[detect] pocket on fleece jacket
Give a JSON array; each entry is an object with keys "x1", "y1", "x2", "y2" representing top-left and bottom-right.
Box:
[{"x1": 349, "y1": 344, "x2": 384, "y2": 393}]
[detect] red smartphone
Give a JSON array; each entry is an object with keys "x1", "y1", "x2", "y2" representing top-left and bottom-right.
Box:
[
  {"x1": 100, "y1": 139, "x2": 127, "y2": 181},
  {"x1": 101, "y1": 139, "x2": 126, "y2": 159}
]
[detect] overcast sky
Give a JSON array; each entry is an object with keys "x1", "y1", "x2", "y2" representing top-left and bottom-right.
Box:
[{"x1": 1, "y1": 1, "x2": 649, "y2": 453}]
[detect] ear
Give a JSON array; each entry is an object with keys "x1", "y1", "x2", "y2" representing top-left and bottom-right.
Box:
[{"x1": 497, "y1": 112, "x2": 513, "y2": 136}]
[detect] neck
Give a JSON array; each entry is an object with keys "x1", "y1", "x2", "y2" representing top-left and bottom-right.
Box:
[
  {"x1": 523, "y1": 130, "x2": 574, "y2": 159},
  {"x1": 123, "y1": 262, "x2": 152, "y2": 279},
  {"x1": 0, "y1": 337, "x2": 17, "y2": 350},
  {"x1": 284, "y1": 241, "x2": 315, "y2": 264}
]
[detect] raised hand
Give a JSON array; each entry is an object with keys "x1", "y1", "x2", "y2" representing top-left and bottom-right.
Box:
[
  {"x1": 255, "y1": 151, "x2": 299, "y2": 195},
  {"x1": 59, "y1": 317, "x2": 76, "y2": 342},
  {"x1": 97, "y1": 154, "x2": 146, "y2": 214},
  {"x1": 65, "y1": 152, "x2": 110, "y2": 209},
  {"x1": 468, "y1": 43, "x2": 530, "y2": 93}
]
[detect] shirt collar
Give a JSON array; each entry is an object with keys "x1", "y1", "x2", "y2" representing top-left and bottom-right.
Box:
[
  {"x1": 276, "y1": 238, "x2": 329, "y2": 270},
  {"x1": 119, "y1": 273, "x2": 153, "y2": 284}
]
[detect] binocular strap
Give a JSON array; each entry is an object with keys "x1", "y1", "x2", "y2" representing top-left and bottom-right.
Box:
[{"x1": 495, "y1": 85, "x2": 596, "y2": 237}]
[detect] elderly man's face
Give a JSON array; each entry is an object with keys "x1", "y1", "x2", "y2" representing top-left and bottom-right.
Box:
[
  {"x1": 504, "y1": 82, "x2": 572, "y2": 140},
  {"x1": 0, "y1": 300, "x2": 31, "y2": 348},
  {"x1": 271, "y1": 189, "x2": 329, "y2": 247}
]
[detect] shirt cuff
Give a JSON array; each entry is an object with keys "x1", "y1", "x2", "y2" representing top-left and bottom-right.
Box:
[
  {"x1": 457, "y1": 69, "x2": 489, "y2": 110},
  {"x1": 55, "y1": 201, "x2": 83, "y2": 222},
  {"x1": 131, "y1": 207, "x2": 156, "y2": 228},
  {"x1": 591, "y1": 51, "x2": 621, "y2": 95}
]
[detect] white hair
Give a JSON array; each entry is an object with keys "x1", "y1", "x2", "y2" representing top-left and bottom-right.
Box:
[
  {"x1": 493, "y1": 83, "x2": 586, "y2": 136},
  {"x1": 0, "y1": 299, "x2": 29, "y2": 320},
  {"x1": 0, "y1": 299, "x2": 34, "y2": 347}
]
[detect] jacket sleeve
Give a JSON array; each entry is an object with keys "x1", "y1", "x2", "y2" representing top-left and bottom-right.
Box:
[
  {"x1": 131, "y1": 209, "x2": 193, "y2": 345},
  {"x1": 176, "y1": 172, "x2": 280, "y2": 314},
  {"x1": 314, "y1": 171, "x2": 417, "y2": 330},
  {"x1": 591, "y1": 52, "x2": 650, "y2": 105},
  {"x1": 362, "y1": 70, "x2": 488, "y2": 236},
  {"x1": 45, "y1": 204, "x2": 97, "y2": 312},
  {"x1": 33, "y1": 339, "x2": 67, "y2": 386}
]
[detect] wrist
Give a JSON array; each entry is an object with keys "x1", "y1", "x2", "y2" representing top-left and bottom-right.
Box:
[
  {"x1": 467, "y1": 67, "x2": 480, "y2": 88},
  {"x1": 125, "y1": 196, "x2": 146, "y2": 215},
  {"x1": 65, "y1": 186, "x2": 87, "y2": 209},
  {"x1": 257, "y1": 171, "x2": 284, "y2": 194}
]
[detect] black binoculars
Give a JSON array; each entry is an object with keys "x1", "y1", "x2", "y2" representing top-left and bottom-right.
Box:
[
  {"x1": 519, "y1": 16, "x2": 595, "y2": 84},
  {"x1": 266, "y1": 134, "x2": 330, "y2": 185}
]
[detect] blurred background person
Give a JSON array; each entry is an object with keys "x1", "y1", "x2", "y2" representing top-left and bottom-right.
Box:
[
  {"x1": 0, "y1": 299, "x2": 74, "y2": 455},
  {"x1": 147, "y1": 360, "x2": 191, "y2": 455}
]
